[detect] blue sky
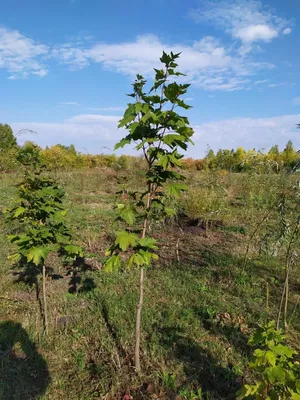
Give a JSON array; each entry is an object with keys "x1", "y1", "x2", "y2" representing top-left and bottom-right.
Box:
[{"x1": 1, "y1": 0, "x2": 299, "y2": 156}]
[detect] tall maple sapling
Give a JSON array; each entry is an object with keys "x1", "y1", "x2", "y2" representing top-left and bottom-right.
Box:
[
  {"x1": 105, "y1": 51, "x2": 194, "y2": 371},
  {"x1": 6, "y1": 143, "x2": 82, "y2": 334}
]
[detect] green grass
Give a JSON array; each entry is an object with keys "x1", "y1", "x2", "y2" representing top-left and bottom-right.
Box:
[{"x1": 0, "y1": 169, "x2": 299, "y2": 399}]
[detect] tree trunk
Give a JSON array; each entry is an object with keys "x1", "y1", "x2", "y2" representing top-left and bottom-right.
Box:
[
  {"x1": 42, "y1": 264, "x2": 48, "y2": 335},
  {"x1": 276, "y1": 275, "x2": 287, "y2": 330},
  {"x1": 266, "y1": 281, "x2": 269, "y2": 312},
  {"x1": 134, "y1": 189, "x2": 151, "y2": 372},
  {"x1": 135, "y1": 267, "x2": 144, "y2": 372},
  {"x1": 284, "y1": 267, "x2": 289, "y2": 329}
]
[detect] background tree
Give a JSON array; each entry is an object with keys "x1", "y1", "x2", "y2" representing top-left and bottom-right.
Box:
[
  {"x1": 282, "y1": 140, "x2": 296, "y2": 165},
  {"x1": 0, "y1": 123, "x2": 17, "y2": 152},
  {"x1": 205, "y1": 148, "x2": 216, "y2": 170}
]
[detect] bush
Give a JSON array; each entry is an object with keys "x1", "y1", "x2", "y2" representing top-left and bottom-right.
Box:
[
  {"x1": 237, "y1": 321, "x2": 300, "y2": 399},
  {"x1": 0, "y1": 148, "x2": 19, "y2": 172},
  {"x1": 181, "y1": 186, "x2": 227, "y2": 233}
]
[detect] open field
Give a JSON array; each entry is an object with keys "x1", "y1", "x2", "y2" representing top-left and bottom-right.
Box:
[{"x1": 1, "y1": 168, "x2": 300, "y2": 400}]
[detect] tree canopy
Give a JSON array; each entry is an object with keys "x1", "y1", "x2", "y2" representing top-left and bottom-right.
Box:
[{"x1": 0, "y1": 124, "x2": 17, "y2": 152}]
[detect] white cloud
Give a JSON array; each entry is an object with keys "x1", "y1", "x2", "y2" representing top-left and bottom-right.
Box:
[
  {"x1": 85, "y1": 34, "x2": 233, "y2": 75},
  {"x1": 255, "y1": 79, "x2": 269, "y2": 84},
  {"x1": 193, "y1": 114, "x2": 300, "y2": 155},
  {"x1": 292, "y1": 98, "x2": 300, "y2": 106},
  {"x1": 283, "y1": 28, "x2": 292, "y2": 35},
  {"x1": 192, "y1": 76, "x2": 250, "y2": 91},
  {"x1": 61, "y1": 102, "x2": 80, "y2": 105},
  {"x1": 65, "y1": 114, "x2": 120, "y2": 124},
  {"x1": 10, "y1": 113, "x2": 300, "y2": 157},
  {"x1": 0, "y1": 25, "x2": 278, "y2": 90},
  {"x1": 268, "y1": 83, "x2": 287, "y2": 88},
  {"x1": 0, "y1": 27, "x2": 48, "y2": 78},
  {"x1": 51, "y1": 45, "x2": 89, "y2": 70},
  {"x1": 52, "y1": 34, "x2": 275, "y2": 92},
  {"x1": 236, "y1": 24, "x2": 277, "y2": 43},
  {"x1": 189, "y1": 0, "x2": 291, "y2": 51},
  {"x1": 11, "y1": 117, "x2": 124, "y2": 154}
]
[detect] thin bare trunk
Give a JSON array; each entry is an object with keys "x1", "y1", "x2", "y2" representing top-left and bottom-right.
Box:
[
  {"x1": 42, "y1": 264, "x2": 48, "y2": 335},
  {"x1": 276, "y1": 276, "x2": 287, "y2": 330},
  {"x1": 205, "y1": 219, "x2": 209, "y2": 238},
  {"x1": 242, "y1": 210, "x2": 272, "y2": 269},
  {"x1": 135, "y1": 267, "x2": 144, "y2": 372},
  {"x1": 288, "y1": 295, "x2": 300, "y2": 325},
  {"x1": 176, "y1": 238, "x2": 180, "y2": 263},
  {"x1": 266, "y1": 281, "x2": 269, "y2": 312},
  {"x1": 135, "y1": 189, "x2": 152, "y2": 372},
  {"x1": 284, "y1": 267, "x2": 289, "y2": 329}
]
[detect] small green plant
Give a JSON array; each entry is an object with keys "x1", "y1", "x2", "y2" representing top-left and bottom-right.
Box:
[
  {"x1": 161, "y1": 371, "x2": 176, "y2": 390},
  {"x1": 6, "y1": 143, "x2": 82, "y2": 333},
  {"x1": 179, "y1": 387, "x2": 203, "y2": 400},
  {"x1": 105, "y1": 51, "x2": 194, "y2": 371},
  {"x1": 237, "y1": 321, "x2": 300, "y2": 399}
]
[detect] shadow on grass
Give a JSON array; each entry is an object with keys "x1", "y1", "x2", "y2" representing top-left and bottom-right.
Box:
[
  {"x1": 194, "y1": 308, "x2": 251, "y2": 358},
  {"x1": 12, "y1": 261, "x2": 40, "y2": 291},
  {"x1": 12, "y1": 254, "x2": 97, "y2": 295},
  {"x1": 0, "y1": 321, "x2": 50, "y2": 399},
  {"x1": 65, "y1": 256, "x2": 97, "y2": 294},
  {"x1": 99, "y1": 295, "x2": 127, "y2": 362},
  {"x1": 159, "y1": 326, "x2": 241, "y2": 399}
]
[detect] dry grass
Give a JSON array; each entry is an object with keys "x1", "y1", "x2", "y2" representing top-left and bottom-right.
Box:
[{"x1": 0, "y1": 169, "x2": 299, "y2": 399}]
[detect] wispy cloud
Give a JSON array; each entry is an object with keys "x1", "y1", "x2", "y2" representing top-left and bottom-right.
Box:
[
  {"x1": 255, "y1": 79, "x2": 269, "y2": 84},
  {"x1": 283, "y1": 28, "x2": 292, "y2": 35},
  {"x1": 60, "y1": 101, "x2": 80, "y2": 105},
  {"x1": 268, "y1": 82, "x2": 288, "y2": 88},
  {"x1": 11, "y1": 113, "x2": 300, "y2": 156},
  {"x1": 193, "y1": 114, "x2": 300, "y2": 154},
  {"x1": 65, "y1": 114, "x2": 120, "y2": 124},
  {"x1": 292, "y1": 97, "x2": 300, "y2": 106},
  {"x1": 51, "y1": 34, "x2": 275, "y2": 91},
  {"x1": 0, "y1": 19, "x2": 289, "y2": 91},
  {"x1": 0, "y1": 27, "x2": 49, "y2": 79},
  {"x1": 189, "y1": 0, "x2": 291, "y2": 54}
]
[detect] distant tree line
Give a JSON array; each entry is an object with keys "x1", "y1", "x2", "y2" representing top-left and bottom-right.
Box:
[{"x1": 1, "y1": 123, "x2": 299, "y2": 173}]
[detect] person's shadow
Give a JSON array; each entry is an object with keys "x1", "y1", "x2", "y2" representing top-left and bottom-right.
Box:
[{"x1": 0, "y1": 321, "x2": 50, "y2": 399}]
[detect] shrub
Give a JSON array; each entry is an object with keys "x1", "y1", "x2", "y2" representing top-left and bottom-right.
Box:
[
  {"x1": 0, "y1": 147, "x2": 19, "y2": 172},
  {"x1": 6, "y1": 144, "x2": 82, "y2": 333},
  {"x1": 237, "y1": 321, "x2": 300, "y2": 399},
  {"x1": 181, "y1": 187, "x2": 227, "y2": 234}
]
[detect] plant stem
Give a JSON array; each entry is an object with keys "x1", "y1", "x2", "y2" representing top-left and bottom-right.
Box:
[
  {"x1": 135, "y1": 267, "x2": 144, "y2": 372},
  {"x1": 242, "y1": 209, "x2": 272, "y2": 269},
  {"x1": 284, "y1": 269, "x2": 289, "y2": 329},
  {"x1": 266, "y1": 281, "x2": 269, "y2": 312},
  {"x1": 42, "y1": 264, "x2": 48, "y2": 335},
  {"x1": 205, "y1": 219, "x2": 209, "y2": 238},
  {"x1": 276, "y1": 276, "x2": 287, "y2": 330},
  {"x1": 176, "y1": 238, "x2": 180, "y2": 263},
  {"x1": 135, "y1": 189, "x2": 152, "y2": 372}
]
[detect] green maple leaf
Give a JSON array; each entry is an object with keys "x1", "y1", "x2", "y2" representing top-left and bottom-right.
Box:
[
  {"x1": 27, "y1": 247, "x2": 48, "y2": 266},
  {"x1": 105, "y1": 254, "x2": 121, "y2": 272},
  {"x1": 115, "y1": 231, "x2": 138, "y2": 251},
  {"x1": 139, "y1": 237, "x2": 158, "y2": 250},
  {"x1": 167, "y1": 183, "x2": 188, "y2": 197}
]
